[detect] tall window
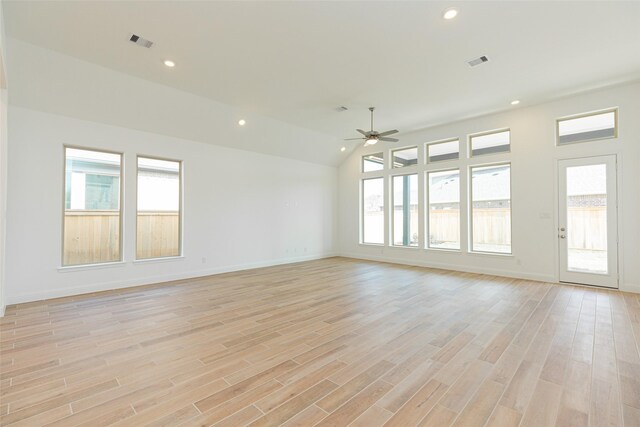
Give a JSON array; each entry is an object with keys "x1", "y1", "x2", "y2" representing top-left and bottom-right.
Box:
[
  {"x1": 470, "y1": 164, "x2": 511, "y2": 254},
  {"x1": 392, "y1": 174, "x2": 418, "y2": 246},
  {"x1": 427, "y1": 169, "x2": 460, "y2": 250},
  {"x1": 63, "y1": 147, "x2": 122, "y2": 266},
  {"x1": 362, "y1": 177, "x2": 384, "y2": 244},
  {"x1": 137, "y1": 157, "x2": 182, "y2": 259}
]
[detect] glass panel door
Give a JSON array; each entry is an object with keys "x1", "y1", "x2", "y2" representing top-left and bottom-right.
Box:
[{"x1": 558, "y1": 155, "x2": 618, "y2": 288}]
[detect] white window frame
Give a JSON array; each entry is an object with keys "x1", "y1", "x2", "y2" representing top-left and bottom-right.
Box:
[
  {"x1": 469, "y1": 128, "x2": 511, "y2": 158},
  {"x1": 135, "y1": 155, "x2": 184, "y2": 261},
  {"x1": 391, "y1": 173, "x2": 419, "y2": 248},
  {"x1": 426, "y1": 167, "x2": 461, "y2": 251},
  {"x1": 62, "y1": 145, "x2": 124, "y2": 267},
  {"x1": 555, "y1": 108, "x2": 618, "y2": 146},
  {"x1": 425, "y1": 138, "x2": 460, "y2": 164},
  {"x1": 361, "y1": 176, "x2": 385, "y2": 246},
  {"x1": 391, "y1": 146, "x2": 419, "y2": 169},
  {"x1": 468, "y1": 162, "x2": 512, "y2": 255},
  {"x1": 362, "y1": 152, "x2": 385, "y2": 173}
]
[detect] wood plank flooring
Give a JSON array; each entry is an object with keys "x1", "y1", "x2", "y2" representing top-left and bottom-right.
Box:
[{"x1": 1, "y1": 257, "x2": 639, "y2": 426}]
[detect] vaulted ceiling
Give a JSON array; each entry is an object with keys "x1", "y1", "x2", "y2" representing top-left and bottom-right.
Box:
[{"x1": 4, "y1": 1, "x2": 640, "y2": 163}]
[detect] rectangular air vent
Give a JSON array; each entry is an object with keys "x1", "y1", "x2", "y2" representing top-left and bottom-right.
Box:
[
  {"x1": 467, "y1": 55, "x2": 489, "y2": 67},
  {"x1": 129, "y1": 34, "x2": 153, "y2": 48}
]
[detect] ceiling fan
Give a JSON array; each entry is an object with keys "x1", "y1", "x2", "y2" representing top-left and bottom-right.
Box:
[{"x1": 345, "y1": 107, "x2": 399, "y2": 146}]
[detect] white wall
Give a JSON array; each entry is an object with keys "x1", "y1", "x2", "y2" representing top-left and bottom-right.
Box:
[
  {"x1": 7, "y1": 38, "x2": 345, "y2": 167},
  {"x1": 338, "y1": 82, "x2": 640, "y2": 293},
  {"x1": 0, "y1": 0, "x2": 8, "y2": 315},
  {"x1": 5, "y1": 107, "x2": 336, "y2": 304}
]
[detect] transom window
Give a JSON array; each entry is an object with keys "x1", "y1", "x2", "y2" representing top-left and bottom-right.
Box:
[
  {"x1": 426, "y1": 139, "x2": 459, "y2": 163},
  {"x1": 392, "y1": 147, "x2": 418, "y2": 168},
  {"x1": 362, "y1": 153, "x2": 384, "y2": 172},
  {"x1": 557, "y1": 109, "x2": 617, "y2": 145},
  {"x1": 469, "y1": 130, "x2": 510, "y2": 157}
]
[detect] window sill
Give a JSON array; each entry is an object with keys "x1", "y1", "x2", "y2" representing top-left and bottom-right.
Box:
[
  {"x1": 359, "y1": 243, "x2": 384, "y2": 247},
  {"x1": 58, "y1": 261, "x2": 126, "y2": 272},
  {"x1": 133, "y1": 256, "x2": 185, "y2": 265},
  {"x1": 389, "y1": 245, "x2": 420, "y2": 249},
  {"x1": 467, "y1": 251, "x2": 514, "y2": 258},
  {"x1": 426, "y1": 247, "x2": 462, "y2": 253}
]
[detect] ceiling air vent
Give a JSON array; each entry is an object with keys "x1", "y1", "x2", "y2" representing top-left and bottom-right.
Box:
[
  {"x1": 129, "y1": 34, "x2": 153, "y2": 48},
  {"x1": 467, "y1": 56, "x2": 489, "y2": 67}
]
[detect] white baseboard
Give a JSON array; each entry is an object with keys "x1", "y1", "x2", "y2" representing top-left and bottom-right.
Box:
[
  {"x1": 339, "y1": 251, "x2": 557, "y2": 283},
  {"x1": 621, "y1": 283, "x2": 640, "y2": 294},
  {"x1": 5, "y1": 253, "x2": 337, "y2": 306}
]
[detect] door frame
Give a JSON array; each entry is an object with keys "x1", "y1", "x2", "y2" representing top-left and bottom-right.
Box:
[{"x1": 557, "y1": 154, "x2": 619, "y2": 288}]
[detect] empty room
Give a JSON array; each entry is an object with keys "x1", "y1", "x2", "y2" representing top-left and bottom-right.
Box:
[{"x1": 0, "y1": 1, "x2": 639, "y2": 426}]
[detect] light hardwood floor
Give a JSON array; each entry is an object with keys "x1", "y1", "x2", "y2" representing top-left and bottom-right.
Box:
[{"x1": 1, "y1": 257, "x2": 639, "y2": 426}]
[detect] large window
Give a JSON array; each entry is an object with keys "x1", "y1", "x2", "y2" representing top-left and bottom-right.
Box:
[
  {"x1": 392, "y1": 174, "x2": 418, "y2": 246},
  {"x1": 557, "y1": 109, "x2": 616, "y2": 145},
  {"x1": 137, "y1": 157, "x2": 182, "y2": 259},
  {"x1": 63, "y1": 147, "x2": 122, "y2": 266},
  {"x1": 470, "y1": 164, "x2": 511, "y2": 254},
  {"x1": 362, "y1": 177, "x2": 384, "y2": 244},
  {"x1": 427, "y1": 169, "x2": 460, "y2": 250}
]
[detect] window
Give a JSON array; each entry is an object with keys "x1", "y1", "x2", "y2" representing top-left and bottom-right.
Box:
[
  {"x1": 392, "y1": 174, "x2": 418, "y2": 246},
  {"x1": 363, "y1": 153, "x2": 384, "y2": 172},
  {"x1": 63, "y1": 147, "x2": 122, "y2": 266},
  {"x1": 362, "y1": 178, "x2": 384, "y2": 244},
  {"x1": 469, "y1": 130, "x2": 510, "y2": 157},
  {"x1": 427, "y1": 139, "x2": 459, "y2": 163},
  {"x1": 557, "y1": 109, "x2": 617, "y2": 145},
  {"x1": 137, "y1": 157, "x2": 182, "y2": 259},
  {"x1": 427, "y1": 169, "x2": 460, "y2": 250},
  {"x1": 392, "y1": 147, "x2": 418, "y2": 168},
  {"x1": 470, "y1": 164, "x2": 511, "y2": 254}
]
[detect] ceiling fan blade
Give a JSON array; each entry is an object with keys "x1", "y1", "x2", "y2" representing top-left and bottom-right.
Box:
[
  {"x1": 356, "y1": 129, "x2": 369, "y2": 136},
  {"x1": 379, "y1": 137, "x2": 399, "y2": 142},
  {"x1": 377, "y1": 129, "x2": 399, "y2": 137},
  {"x1": 344, "y1": 137, "x2": 364, "y2": 141}
]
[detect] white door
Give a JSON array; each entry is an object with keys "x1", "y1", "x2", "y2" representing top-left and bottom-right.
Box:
[{"x1": 558, "y1": 155, "x2": 618, "y2": 288}]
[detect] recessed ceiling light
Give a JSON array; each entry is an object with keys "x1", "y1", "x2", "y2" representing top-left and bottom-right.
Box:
[
  {"x1": 511, "y1": 100, "x2": 520, "y2": 105},
  {"x1": 340, "y1": 147, "x2": 346, "y2": 152},
  {"x1": 238, "y1": 119, "x2": 246, "y2": 126},
  {"x1": 443, "y1": 8, "x2": 459, "y2": 20},
  {"x1": 164, "y1": 60, "x2": 175, "y2": 68}
]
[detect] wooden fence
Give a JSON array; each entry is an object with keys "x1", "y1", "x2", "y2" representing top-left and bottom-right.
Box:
[
  {"x1": 63, "y1": 211, "x2": 179, "y2": 265},
  {"x1": 430, "y1": 206, "x2": 606, "y2": 250},
  {"x1": 136, "y1": 212, "x2": 180, "y2": 259}
]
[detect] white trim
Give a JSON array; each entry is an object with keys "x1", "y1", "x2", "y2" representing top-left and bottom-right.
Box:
[
  {"x1": 340, "y1": 252, "x2": 555, "y2": 283},
  {"x1": 58, "y1": 261, "x2": 126, "y2": 272},
  {"x1": 621, "y1": 283, "x2": 640, "y2": 294},
  {"x1": 8, "y1": 253, "x2": 336, "y2": 305},
  {"x1": 132, "y1": 256, "x2": 185, "y2": 265}
]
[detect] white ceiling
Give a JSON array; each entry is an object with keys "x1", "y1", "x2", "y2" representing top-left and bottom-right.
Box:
[{"x1": 4, "y1": 1, "x2": 640, "y2": 143}]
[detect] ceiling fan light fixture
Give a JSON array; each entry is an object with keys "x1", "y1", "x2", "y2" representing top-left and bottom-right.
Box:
[{"x1": 366, "y1": 137, "x2": 378, "y2": 145}]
